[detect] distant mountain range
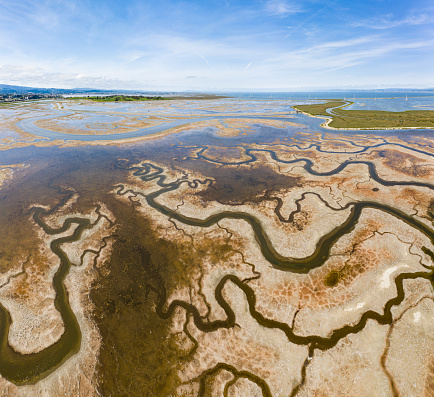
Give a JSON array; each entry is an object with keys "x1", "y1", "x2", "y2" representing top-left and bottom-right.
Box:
[
  {"x1": 0, "y1": 84, "x2": 161, "y2": 95},
  {"x1": 1, "y1": 83, "x2": 433, "y2": 96}
]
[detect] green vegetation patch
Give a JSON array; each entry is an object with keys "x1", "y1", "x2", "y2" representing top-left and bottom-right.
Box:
[
  {"x1": 69, "y1": 94, "x2": 227, "y2": 101},
  {"x1": 70, "y1": 95, "x2": 166, "y2": 102},
  {"x1": 293, "y1": 101, "x2": 347, "y2": 117},
  {"x1": 293, "y1": 100, "x2": 434, "y2": 129}
]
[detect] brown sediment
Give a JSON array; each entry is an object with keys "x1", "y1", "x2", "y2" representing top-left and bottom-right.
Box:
[
  {"x1": 109, "y1": 150, "x2": 434, "y2": 395},
  {"x1": 194, "y1": 363, "x2": 273, "y2": 397},
  {"x1": 196, "y1": 164, "x2": 302, "y2": 204},
  {"x1": 376, "y1": 149, "x2": 434, "y2": 178},
  {"x1": 89, "y1": 181, "x2": 253, "y2": 395},
  {"x1": 425, "y1": 359, "x2": 434, "y2": 396},
  {"x1": 428, "y1": 200, "x2": 434, "y2": 220},
  {"x1": 90, "y1": 233, "x2": 186, "y2": 395},
  {"x1": 0, "y1": 99, "x2": 433, "y2": 395}
]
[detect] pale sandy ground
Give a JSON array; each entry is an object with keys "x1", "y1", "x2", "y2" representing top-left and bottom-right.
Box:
[
  {"x1": 113, "y1": 157, "x2": 434, "y2": 396},
  {"x1": 0, "y1": 101, "x2": 433, "y2": 396},
  {"x1": 0, "y1": 202, "x2": 115, "y2": 396}
]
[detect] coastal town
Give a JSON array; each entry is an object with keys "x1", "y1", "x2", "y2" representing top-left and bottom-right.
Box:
[{"x1": 0, "y1": 93, "x2": 62, "y2": 102}]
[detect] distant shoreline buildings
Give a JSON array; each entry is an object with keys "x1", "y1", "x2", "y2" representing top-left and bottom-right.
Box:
[{"x1": 0, "y1": 93, "x2": 62, "y2": 102}]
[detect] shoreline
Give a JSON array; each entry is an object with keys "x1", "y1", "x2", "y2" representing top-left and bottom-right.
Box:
[{"x1": 295, "y1": 109, "x2": 434, "y2": 131}]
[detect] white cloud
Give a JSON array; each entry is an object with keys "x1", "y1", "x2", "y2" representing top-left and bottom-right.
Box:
[
  {"x1": 125, "y1": 33, "x2": 256, "y2": 65},
  {"x1": 199, "y1": 54, "x2": 210, "y2": 65},
  {"x1": 263, "y1": 37, "x2": 434, "y2": 75},
  {"x1": 353, "y1": 12, "x2": 433, "y2": 29},
  {"x1": 243, "y1": 60, "x2": 254, "y2": 73},
  {"x1": 0, "y1": 65, "x2": 140, "y2": 89},
  {"x1": 0, "y1": 0, "x2": 63, "y2": 29},
  {"x1": 264, "y1": 0, "x2": 302, "y2": 16},
  {"x1": 305, "y1": 36, "x2": 380, "y2": 51},
  {"x1": 0, "y1": 2, "x2": 432, "y2": 90}
]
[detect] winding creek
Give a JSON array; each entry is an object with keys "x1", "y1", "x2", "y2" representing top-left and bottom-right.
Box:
[
  {"x1": 1, "y1": 106, "x2": 434, "y2": 389},
  {"x1": 16, "y1": 109, "x2": 434, "y2": 141},
  {"x1": 115, "y1": 160, "x2": 434, "y2": 273},
  {"x1": 17, "y1": 113, "x2": 298, "y2": 141},
  {"x1": 0, "y1": 191, "x2": 93, "y2": 385}
]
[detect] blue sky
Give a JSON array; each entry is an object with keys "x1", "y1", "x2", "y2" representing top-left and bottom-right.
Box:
[{"x1": 0, "y1": 0, "x2": 433, "y2": 90}]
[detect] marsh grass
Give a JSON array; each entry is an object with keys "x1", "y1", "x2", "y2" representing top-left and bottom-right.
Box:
[{"x1": 294, "y1": 101, "x2": 434, "y2": 129}]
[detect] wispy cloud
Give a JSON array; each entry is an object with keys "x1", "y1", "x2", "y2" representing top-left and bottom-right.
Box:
[
  {"x1": 264, "y1": 0, "x2": 302, "y2": 16},
  {"x1": 265, "y1": 37, "x2": 434, "y2": 74},
  {"x1": 353, "y1": 12, "x2": 433, "y2": 29},
  {"x1": 126, "y1": 33, "x2": 254, "y2": 63},
  {"x1": 285, "y1": 2, "x2": 332, "y2": 38},
  {"x1": 305, "y1": 35, "x2": 380, "y2": 51},
  {"x1": 199, "y1": 54, "x2": 210, "y2": 65},
  {"x1": 0, "y1": 64, "x2": 140, "y2": 89},
  {"x1": 243, "y1": 60, "x2": 254, "y2": 73},
  {"x1": 0, "y1": 0, "x2": 76, "y2": 29},
  {"x1": 0, "y1": 1, "x2": 432, "y2": 89}
]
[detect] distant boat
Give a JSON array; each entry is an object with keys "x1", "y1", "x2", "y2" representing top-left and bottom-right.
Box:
[{"x1": 406, "y1": 94, "x2": 408, "y2": 101}]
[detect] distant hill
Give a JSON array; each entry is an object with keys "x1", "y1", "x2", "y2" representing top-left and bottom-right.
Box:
[
  {"x1": 1, "y1": 83, "x2": 433, "y2": 96},
  {"x1": 0, "y1": 84, "x2": 170, "y2": 96},
  {"x1": 0, "y1": 84, "x2": 35, "y2": 93},
  {"x1": 0, "y1": 84, "x2": 117, "y2": 95}
]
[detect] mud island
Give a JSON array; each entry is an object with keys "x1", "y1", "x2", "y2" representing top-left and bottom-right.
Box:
[{"x1": 0, "y1": 97, "x2": 433, "y2": 396}]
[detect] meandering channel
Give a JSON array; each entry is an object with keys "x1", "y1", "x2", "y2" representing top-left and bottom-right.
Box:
[
  {"x1": 0, "y1": 143, "x2": 433, "y2": 388},
  {"x1": 115, "y1": 159, "x2": 434, "y2": 273},
  {"x1": 117, "y1": 156, "x2": 434, "y2": 394},
  {"x1": 0, "y1": 191, "x2": 105, "y2": 385},
  {"x1": 16, "y1": 114, "x2": 298, "y2": 141},
  {"x1": 16, "y1": 110, "x2": 434, "y2": 141}
]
